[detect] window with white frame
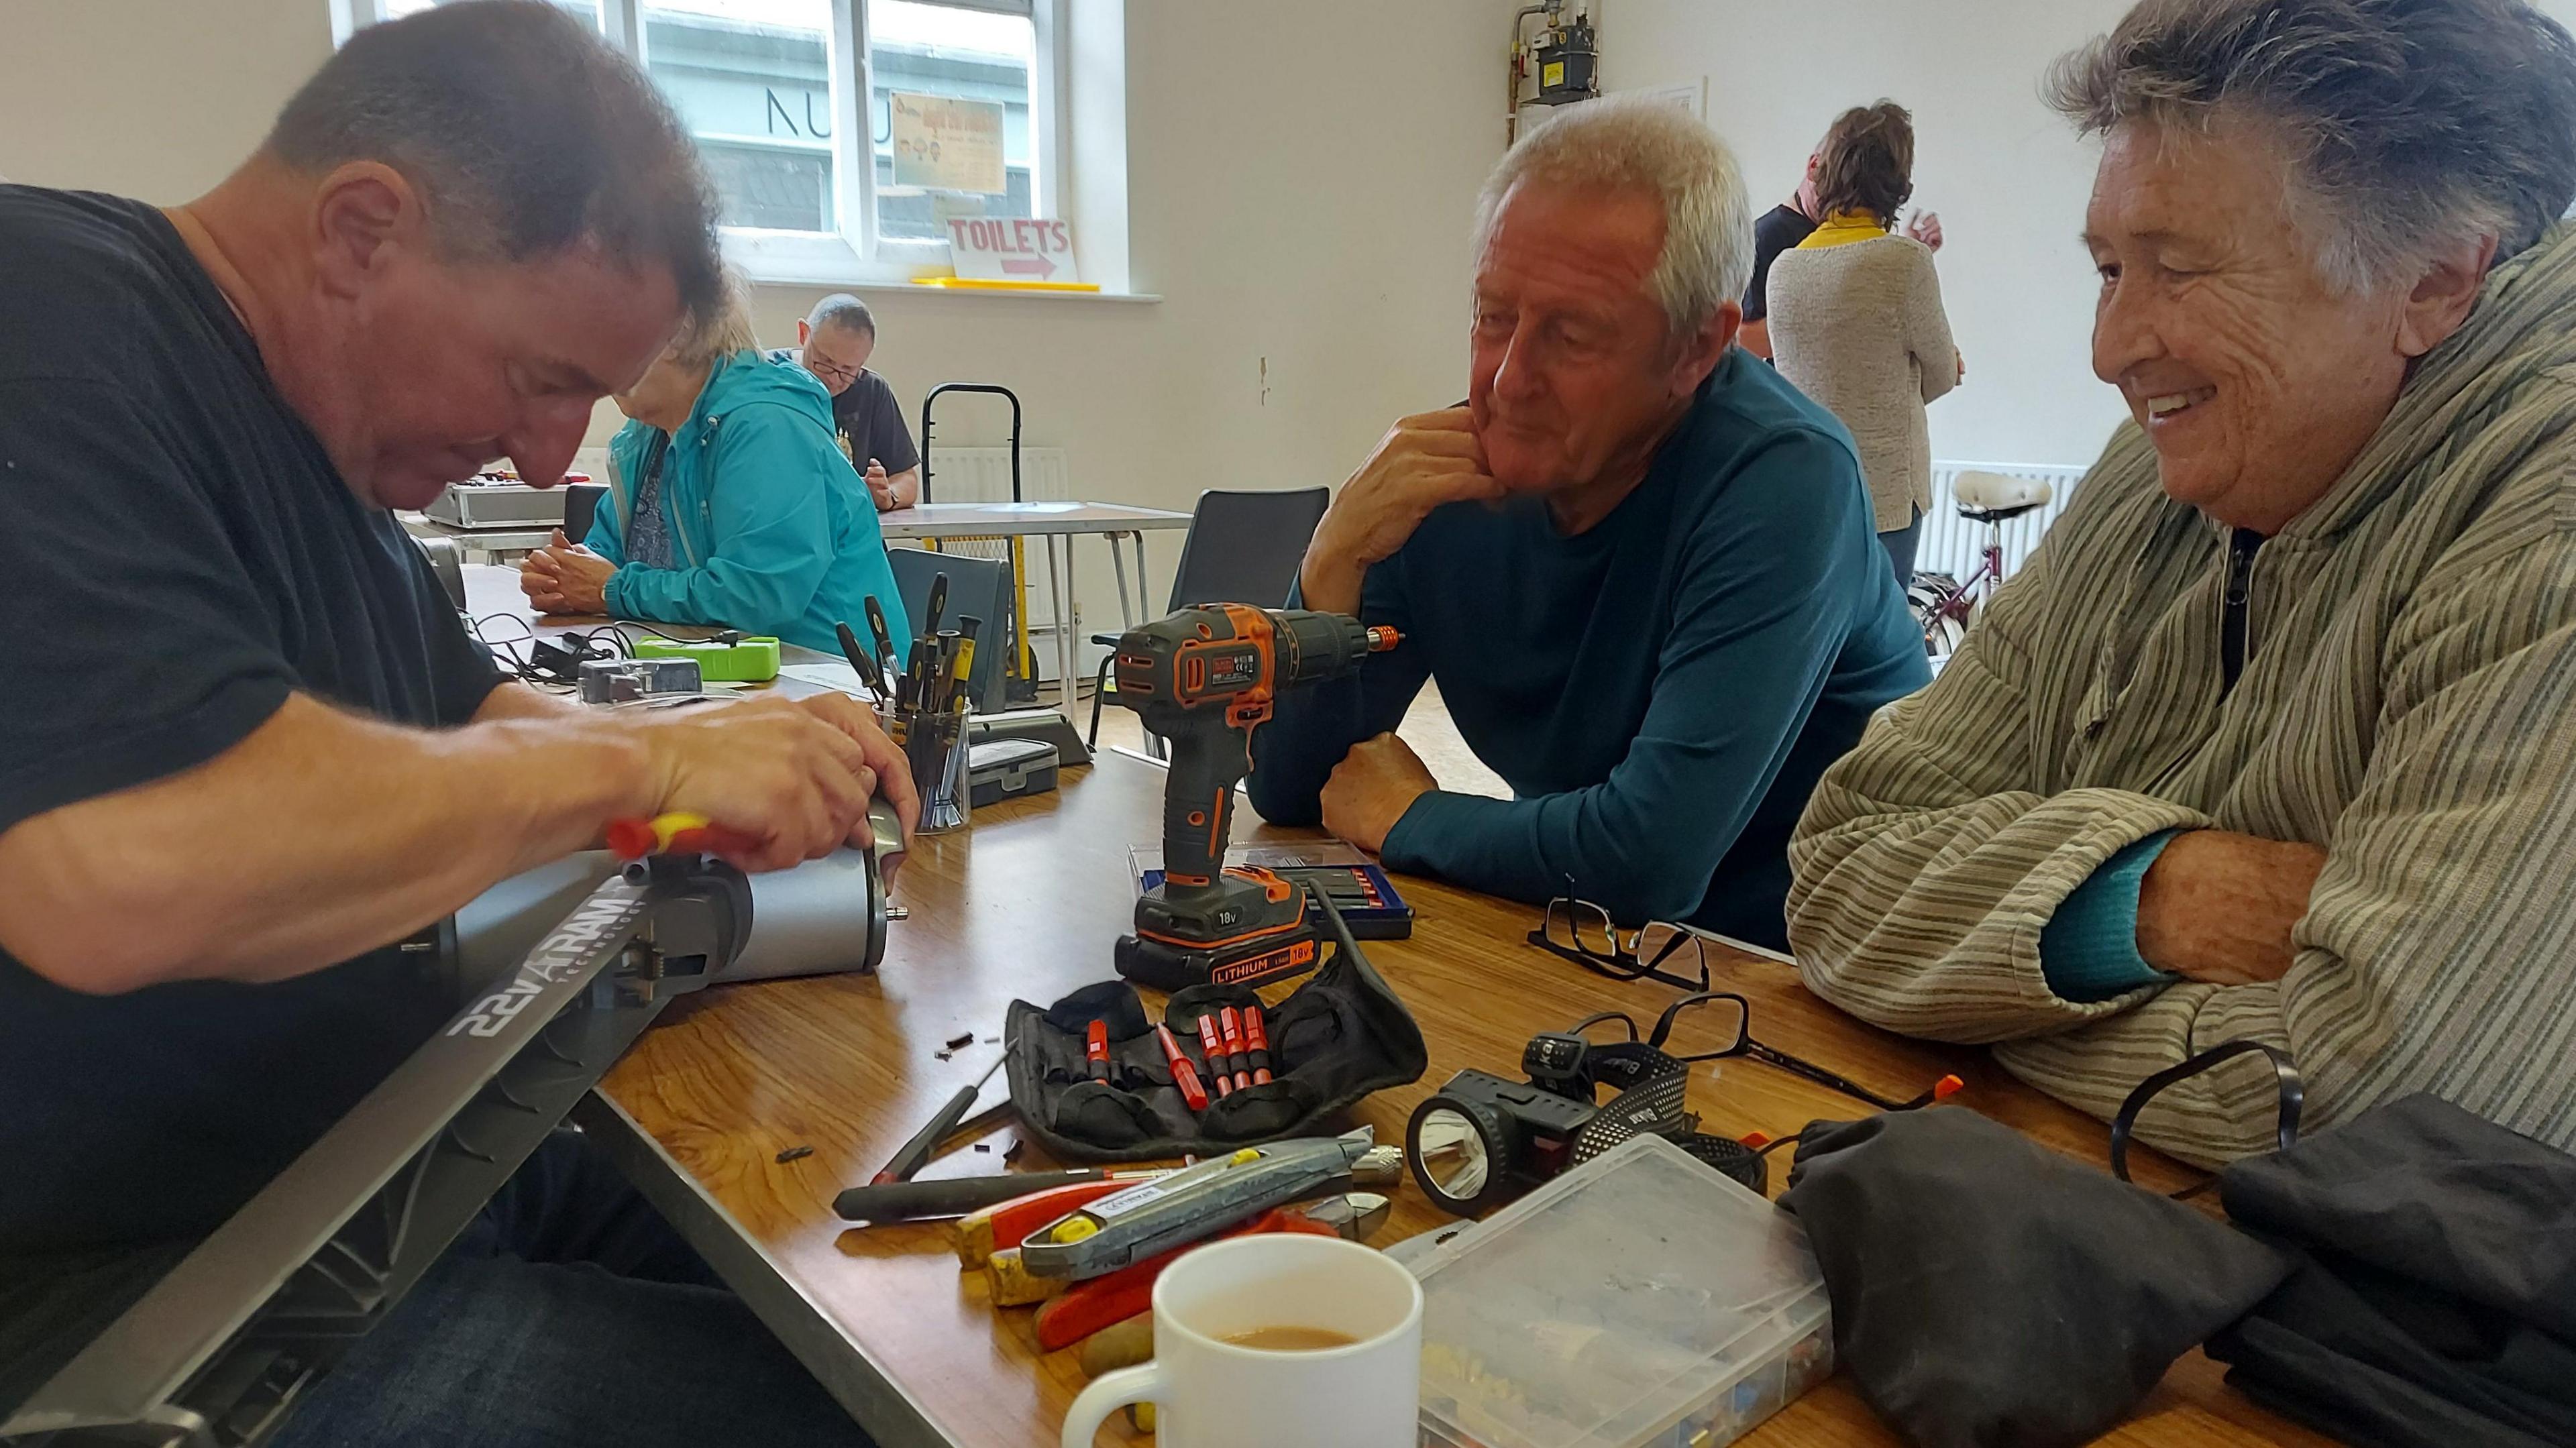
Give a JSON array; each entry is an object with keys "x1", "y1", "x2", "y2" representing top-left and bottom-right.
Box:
[{"x1": 352, "y1": 0, "x2": 1061, "y2": 282}]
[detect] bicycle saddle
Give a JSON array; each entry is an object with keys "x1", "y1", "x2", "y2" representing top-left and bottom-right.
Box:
[{"x1": 1953, "y1": 470, "x2": 2053, "y2": 522}]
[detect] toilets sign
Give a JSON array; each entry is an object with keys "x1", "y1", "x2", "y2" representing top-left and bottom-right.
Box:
[{"x1": 945, "y1": 217, "x2": 1082, "y2": 284}]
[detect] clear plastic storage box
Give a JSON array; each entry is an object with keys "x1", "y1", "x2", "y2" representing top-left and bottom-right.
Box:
[{"x1": 1388, "y1": 1135, "x2": 1833, "y2": 1448}]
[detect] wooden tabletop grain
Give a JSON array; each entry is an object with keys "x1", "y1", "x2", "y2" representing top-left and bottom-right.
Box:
[{"x1": 591, "y1": 750, "x2": 2319, "y2": 1448}]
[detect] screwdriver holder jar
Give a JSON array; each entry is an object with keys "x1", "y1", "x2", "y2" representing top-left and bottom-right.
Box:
[{"x1": 897, "y1": 700, "x2": 972, "y2": 834}]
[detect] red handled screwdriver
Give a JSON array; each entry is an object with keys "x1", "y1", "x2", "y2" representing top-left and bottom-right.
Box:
[
  {"x1": 1196, "y1": 1015, "x2": 1234, "y2": 1099},
  {"x1": 1218, "y1": 1006, "x2": 1254, "y2": 1092},
  {"x1": 1155, "y1": 1023, "x2": 1210, "y2": 1112},
  {"x1": 1242, "y1": 1006, "x2": 1276, "y2": 1086}
]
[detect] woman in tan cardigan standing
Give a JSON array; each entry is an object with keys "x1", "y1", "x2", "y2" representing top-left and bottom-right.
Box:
[{"x1": 1768, "y1": 101, "x2": 1962, "y2": 586}]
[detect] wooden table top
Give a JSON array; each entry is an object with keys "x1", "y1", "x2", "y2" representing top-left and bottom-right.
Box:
[
  {"x1": 593, "y1": 750, "x2": 2320, "y2": 1448},
  {"x1": 879, "y1": 501, "x2": 1192, "y2": 539}
]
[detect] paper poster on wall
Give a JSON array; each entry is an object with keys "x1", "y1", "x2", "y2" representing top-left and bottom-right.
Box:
[
  {"x1": 890, "y1": 92, "x2": 1007, "y2": 195},
  {"x1": 1619, "y1": 78, "x2": 1707, "y2": 118},
  {"x1": 947, "y1": 217, "x2": 1081, "y2": 284}
]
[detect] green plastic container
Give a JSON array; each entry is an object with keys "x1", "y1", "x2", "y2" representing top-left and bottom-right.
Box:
[{"x1": 633, "y1": 636, "x2": 782, "y2": 683}]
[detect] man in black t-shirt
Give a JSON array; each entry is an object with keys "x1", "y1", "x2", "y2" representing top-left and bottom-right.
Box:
[
  {"x1": 1741, "y1": 198, "x2": 1822, "y2": 359},
  {"x1": 1739, "y1": 150, "x2": 1824, "y2": 360},
  {"x1": 0, "y1": 7, "x2": 905, "y2": 1443},
  {"x1": 769, "y1": 292, "x2": 921, "y2": 510}
]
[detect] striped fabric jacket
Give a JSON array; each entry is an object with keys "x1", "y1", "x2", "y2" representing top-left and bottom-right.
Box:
[{"x1": 1786, "y1": 223, "x2": 2576, "y2": 1165}]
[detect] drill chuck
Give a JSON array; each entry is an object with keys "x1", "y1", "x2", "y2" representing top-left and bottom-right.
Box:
[
  {"x1": 1271, "y1": 610, "x2": 1401, "y2": 689},
  {"x1": 1109, "y1": 605, "x2": 1398, "y2": 725}
]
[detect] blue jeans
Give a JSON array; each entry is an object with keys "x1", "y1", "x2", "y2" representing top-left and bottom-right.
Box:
[
  {"x1": 272, "y1": 1131, "x2": 872, "y2": 1448},
  {"x1": 1878, "y1": 508, "x2": 1923, "y2": 590}
]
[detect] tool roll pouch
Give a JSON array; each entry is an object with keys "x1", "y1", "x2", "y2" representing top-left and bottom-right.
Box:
[{"x1": 1002, "y1": 907, "x2": 1427, "y2": 1164}]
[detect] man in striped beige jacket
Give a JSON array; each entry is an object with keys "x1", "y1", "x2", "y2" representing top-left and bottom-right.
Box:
[{"x1": 1787, "y1": 0, "x2": 2576, "y2": 1164}]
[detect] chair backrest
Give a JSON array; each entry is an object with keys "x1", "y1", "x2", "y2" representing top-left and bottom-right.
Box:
[
  {"x1": 1165, "y1": 488, "x2": 1331, "y2": 611},
  {"x1": 411, "y1": 535, "x2": 466, "y2": 611},
  {"x1": 887, "y1": 546, "x2": 1013, "y2": 711},
  {"x1": 564, "y1": 482, "x2": 608, "y2": 545}
]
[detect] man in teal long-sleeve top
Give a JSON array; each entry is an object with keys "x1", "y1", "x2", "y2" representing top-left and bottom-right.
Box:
[{"x1": 1246, "y1": 99, "x2": 1927, "y2": 950}]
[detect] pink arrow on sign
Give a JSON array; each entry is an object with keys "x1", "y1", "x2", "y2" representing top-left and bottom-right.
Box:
[{"x1": 1000, "y1": 253, "x2": 1058, "y2": 278}]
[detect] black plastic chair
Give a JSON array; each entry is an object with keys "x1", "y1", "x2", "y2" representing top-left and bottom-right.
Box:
[
  {"x1": 1086, "y1": 487, "x2": 1331, "y2": 750},
  {"x1": 888, "y1": 547, "x2": 1014, "y2": 712},
  {"x1": 563, "y1": 482, "x2": 607, "y2": 546}
]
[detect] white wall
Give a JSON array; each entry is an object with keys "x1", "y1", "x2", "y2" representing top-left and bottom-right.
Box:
[
  {"x1": 0, "y1": 2, "x2": 338, "y2": 199},
  {"x1": 0, "y1": 0, "x2": 1512, "y2": 619},
  {"x1": 1601, "y1": 0, "x2": 2576, "y2": 471},
  {"x1": 22, "y1": 2, "x2": 2566, "y2": 534}
]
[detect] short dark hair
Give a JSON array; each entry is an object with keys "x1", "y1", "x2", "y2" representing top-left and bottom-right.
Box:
[
  {"x1": 1813, "y1": 102, "x2": 1916, "y2": 228},
  {"x1": 807, "y1": 292, "x2": 877, "y2": 339},
  {"x1": 267, "y1": 0, "x2": 722, "y2": 323},
  {"x1": 2047, "y1": 0, "x2": 2576, "y2": 288}
]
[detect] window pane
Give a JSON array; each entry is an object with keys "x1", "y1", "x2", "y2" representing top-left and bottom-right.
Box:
[
  {"x1": 643, "y1": 0, "x2": 839, "y2": 233},
  {"x1": 382, "y1": 0, "x2": 600, "y2": 30},
  {"x1": 869, "y1": 0, "x2": 1035, "y2": 241}
]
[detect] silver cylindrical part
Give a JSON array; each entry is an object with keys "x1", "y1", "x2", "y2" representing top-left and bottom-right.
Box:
[{"x1": 731, "y1": 848, "x2": 885, "y2": 981}]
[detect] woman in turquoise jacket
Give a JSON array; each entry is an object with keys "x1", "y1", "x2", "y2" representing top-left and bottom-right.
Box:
[{"x1": 523, "y1": 296, "x2": 910, "y2": 656}]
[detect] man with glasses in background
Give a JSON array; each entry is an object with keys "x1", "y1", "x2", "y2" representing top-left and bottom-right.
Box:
[{"x1": 772, "y1": 292, "x2": 920, "y2": 510}]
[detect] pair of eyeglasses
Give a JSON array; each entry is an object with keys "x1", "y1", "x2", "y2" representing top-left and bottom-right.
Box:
[
  {"x1": 806, "y1": 355, "x2": 860, "y2": 388},
  {"x1": 1563, "y1": 991, "x2": 1960, "y2": 1113},
  {"x1": 1532, "y1": 888, "x2": 1962, "y2": 1113},
  {"x1": 1528, "y1": 894, "x2": 1712, "y2": 993}
]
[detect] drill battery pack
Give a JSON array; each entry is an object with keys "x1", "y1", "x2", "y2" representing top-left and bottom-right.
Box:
[
  {"x1": 1136, "y1": 862, "x2": 1413, "y2": 943},
  {"x1": 1114, "y1": 928, "x2": 1319, "y2": 992},
  {"x1": 1118, "y1": 865, "x2": 1320, "y2": 991}
]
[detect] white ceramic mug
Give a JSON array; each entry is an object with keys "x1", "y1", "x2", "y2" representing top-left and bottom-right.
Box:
[{"x1": 1059, "y1": 1233, "x2": 1424, "y2": 1448}]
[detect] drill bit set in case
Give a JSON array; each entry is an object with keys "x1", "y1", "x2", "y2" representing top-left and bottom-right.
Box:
[
  {"x1": 995, "y1": 895, "x2": 1428, "y2": 1164},
  {"x1": 1130, "y1": 842, "x2": 1415, "y2": 942}
]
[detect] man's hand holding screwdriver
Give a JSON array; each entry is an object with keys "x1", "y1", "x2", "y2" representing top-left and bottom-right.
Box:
[{"x1": 621, "y1": 692, "x2": 918, "y2": 871}]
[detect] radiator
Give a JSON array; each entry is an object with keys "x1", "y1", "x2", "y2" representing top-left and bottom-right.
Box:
[
  {"x1": 910, "y1": 445, "x2": 1078, "y2": 681},
  {"x1": 920, "y1": 445, "x2": 1073, "y2": 506},
  {"x1": 1917, "y1": 460, "x2": 2090, "y2": 581}
]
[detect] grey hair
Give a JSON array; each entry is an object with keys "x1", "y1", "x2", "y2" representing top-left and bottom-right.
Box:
[
  {"x1": 1474, "y1": 97, "x2": 1756, "y2": 339},
  {"x1": 806, "y1": 292, "x2": 877, "y2": 339},
  {"x1": 673, "y1": 269, "x2": 759, "y2": 368},
  {"x1": 2047, "y1": 0, "x2": 2576, "y2": 291},
  {"x1": 268, "y1": 1, "x2": 722, "y2": 323}
]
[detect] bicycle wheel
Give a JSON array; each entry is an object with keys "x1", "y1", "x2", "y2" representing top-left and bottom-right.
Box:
[{"x1": 1908, "y1": 571, "x2": 1969, "y2": 658}]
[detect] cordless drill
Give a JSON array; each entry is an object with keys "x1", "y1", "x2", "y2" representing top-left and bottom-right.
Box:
[{"x1": 1110, "y1": 604, "x2": 1401, "y2": 989}]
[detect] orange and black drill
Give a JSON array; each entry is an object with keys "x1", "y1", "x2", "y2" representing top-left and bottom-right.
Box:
[{"x1": 1110, "y1": 604, "x2": 1400, "y2": 990}]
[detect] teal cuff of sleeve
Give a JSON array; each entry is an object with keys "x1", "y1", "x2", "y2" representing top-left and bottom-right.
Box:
[
  {"x1": 605, "y1": 567, "x2": 667, "y2": 622},
  {"x1": 1377, "y1": 789, "x2": 1458, "y2": 874},
  {"x1": 2039, "y1": 830, "x2": 2181, "y2": 1003}
]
